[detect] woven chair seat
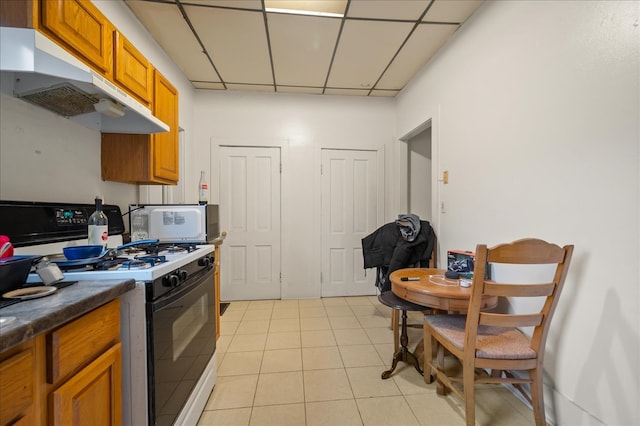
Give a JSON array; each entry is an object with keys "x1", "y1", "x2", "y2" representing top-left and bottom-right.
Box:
[{"x1": 425, "y1": 315, "x2": 536, "y2": 360}]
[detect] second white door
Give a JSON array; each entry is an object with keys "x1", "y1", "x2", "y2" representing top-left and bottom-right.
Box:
[
  {"x1": 219, "y1": 146, "x2": 281, "y2": 301},
  {"x1": 321, "y1": 149, "x2": 380, "y2": 297}
]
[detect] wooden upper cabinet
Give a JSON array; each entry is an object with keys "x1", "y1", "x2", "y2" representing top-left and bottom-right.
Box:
[
  {"x1": 113, "y1": 31, "x2": 153, "y2": 107},
  {"x1": 152, "y1": 70, "x2": 179, "y2": 182},
  {"x1": 39, "y1": 0, "x2": 113, "y2": 77},
  {"x1": 101, "y1": 70, "x2": 179, "y2": 185}
]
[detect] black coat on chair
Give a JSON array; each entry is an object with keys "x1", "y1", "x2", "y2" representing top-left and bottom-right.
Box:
[{"x1": 361, "y1": 220, "x2": 435, "y2": 291}]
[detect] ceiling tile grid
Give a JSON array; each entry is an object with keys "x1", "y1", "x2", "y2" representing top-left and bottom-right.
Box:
[{"x1": 124, "y1": 0, "x2": 484, "y2": 96}]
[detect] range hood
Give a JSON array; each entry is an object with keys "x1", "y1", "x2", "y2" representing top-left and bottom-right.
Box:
[{"x1": 0, "y1": 27, "x2": 169, "y2": 134}]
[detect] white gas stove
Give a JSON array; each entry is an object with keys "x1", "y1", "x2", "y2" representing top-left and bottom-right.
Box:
[{"x1": 22, "y1": 238, "x2": 214, "y2": 286}]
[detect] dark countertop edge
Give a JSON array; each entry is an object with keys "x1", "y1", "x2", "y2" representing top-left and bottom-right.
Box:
[{"x1": 0, "y1": 279, "x2": 136, "y2": 353}]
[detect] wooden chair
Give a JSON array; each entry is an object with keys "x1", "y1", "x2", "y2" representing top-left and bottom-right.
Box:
[{"x1": 423, "y1": 238, "x2": 573, "y2": 426}]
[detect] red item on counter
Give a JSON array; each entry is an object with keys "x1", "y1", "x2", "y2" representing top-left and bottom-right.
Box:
[{"x1": 0, "y1": 235, "x2": 14, "y2": 258}]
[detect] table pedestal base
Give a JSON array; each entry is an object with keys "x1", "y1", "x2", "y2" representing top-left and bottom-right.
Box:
[{"x1": 381, "y1": 309, "x2": 424, "y2": 379}]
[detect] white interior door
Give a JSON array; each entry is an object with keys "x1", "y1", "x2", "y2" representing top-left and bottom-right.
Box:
[
  {"x1": 219, "y1": 146, "x2": 281, "y2": 301},
  {"x1": 321, "y1": 149, "x2": 379, "y2": 297}
]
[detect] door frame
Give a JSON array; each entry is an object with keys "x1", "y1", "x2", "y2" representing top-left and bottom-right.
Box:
[{"x1": 398, "y1": 113, "x2": 441, "y2": 267}]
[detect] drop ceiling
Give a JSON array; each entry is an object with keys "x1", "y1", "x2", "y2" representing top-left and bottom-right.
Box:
[{"x1": 125, "y1": 0, "x2": 484, "y2": 97}]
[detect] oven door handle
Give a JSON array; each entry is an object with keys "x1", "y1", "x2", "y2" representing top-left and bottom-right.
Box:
[{"x1": 150, "y1": 268, "x2": 214, "y2": 312}]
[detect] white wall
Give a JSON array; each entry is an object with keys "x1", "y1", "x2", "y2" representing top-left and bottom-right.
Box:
[
  {"x1": 193, "y1": 91, "x2": 396, "y2": 298},
  {"x1": 396, "y1": 1, "x2": 639, "y2": 425},
  {"x1": 0, "y1": 91, "x2": 137, "y2": 210},
  {"x1": 0, "y1": 1, "x2": 197, "y2": 216}
]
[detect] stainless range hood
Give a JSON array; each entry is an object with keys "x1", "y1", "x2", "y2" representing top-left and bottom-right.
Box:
[{"x1": 0, "y1": 27, "x2": 169, "y2": 134}]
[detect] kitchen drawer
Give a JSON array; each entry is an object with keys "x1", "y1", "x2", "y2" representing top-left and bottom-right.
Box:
[
  {"x1": 0, "y1": 346, "x2": 34, "y2": 425},
  {"x1": 47, "y1": 299, "x2": 120, "y2": 385}
]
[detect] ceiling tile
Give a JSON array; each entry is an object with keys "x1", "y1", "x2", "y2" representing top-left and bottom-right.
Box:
[
  {"x1": 423, "y1": 0, "x2": 484, "y2": 23},
  {"x1": 126, "y1": 0, "x2": 482, "y2": 97},
  {"x1": 376, "y1": 23, "x2": 458, "y2": 90},
  {"x1": 125, "y1": 1, "x2": 220, "y2": 82},
  {"x1": 226, "y1": 83, "x2": 275, "y2": 93},
  {"x1": 369, "y1": 90, "x2": 399, "y2": 97},
  {"x1": 181, "y1": 0, "x2": 263, "y2": 10},
  {"x1": 324, "y1": 88, "x2": 370, "y2": 96},
  {"x1": 184, "y1": 5, "x2": 273, "y2": 85},
  {"x1": 268, "y1": 13, "x2": 341, "y2": 87},
  {"x1": 277, "y1": 86, "x2": 324, "y2": 94},
  {"x1": 327, "y1": 19, "x2": 413, "y2": 89},
  {"x1": 347, "y1": 0, "x2": 430, "y2": 21},
  {"x1": 265, "y1": 1, "x2": 347, "y2": 16},
  {"x1": 193, "y1": 82, "x2": 226, "y2": 89}
]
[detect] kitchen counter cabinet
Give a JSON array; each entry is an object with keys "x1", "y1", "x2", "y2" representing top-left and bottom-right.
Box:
[
  {"x1": 0, "y1": 339, "x2": 42, "y2": 425},
  {"x1": 102, "y1": 69, "x2": 179, "y2": 184},
  {"x1": 0, "y1": 280, "x2": 133, "y2": 426},
  {"x1": 0, "y1": 279, "x2": 134, "y2": 352},
  {"x1": 48, "y1": 300, "x2": 122, "y2": 426}
]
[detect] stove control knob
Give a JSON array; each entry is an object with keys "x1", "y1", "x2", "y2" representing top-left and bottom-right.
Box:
[
  {"x1": 178, "y1": 270, "x2": 188, "y2": 281},
  {"x1": 198, "y1": 256, "x2": 212, "y2": 267},
  {"x1": 163, "y1": 274, "x2": 180, "y2": 287}
]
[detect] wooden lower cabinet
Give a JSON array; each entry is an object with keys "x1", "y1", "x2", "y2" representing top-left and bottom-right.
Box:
[
  {"x1": 50, "y1": 343, "x2": 122, "y2": 426},
  {"x1": 0, "y1": 299, "x2": 123, "y2": 426},
  {"x1": 0, "y1": 339, "x2": 41, "y2": 425}
]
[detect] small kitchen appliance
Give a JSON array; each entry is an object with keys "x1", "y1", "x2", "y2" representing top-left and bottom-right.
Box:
[
  {"x1": 129, "y1": 203, "x2": 219, "y2": 244},
  {"x1": 0, "y1": 200, "x2": 218, "y2": 426}
]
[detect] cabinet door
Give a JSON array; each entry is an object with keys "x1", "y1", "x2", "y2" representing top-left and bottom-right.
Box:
[
  {"x1": 0, "y1": 346, "x2": 35, "y2": 425},
  {"x1": 114, "y1": 31, "x2": 152, "y2": 106},
  {"x1": 40, "y1": 0, "x2": 112, "y2": 75},
  {"x1": 152, "y1": 71, "x2": 179, "y2": 182},
  {"x1": 50, "y1": 343, "x2": 122, "y2": 426}
]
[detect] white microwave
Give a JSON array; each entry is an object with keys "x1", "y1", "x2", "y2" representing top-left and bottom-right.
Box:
[{"x1": 129, "y1": 204, "x2": 219, "y2": 243}]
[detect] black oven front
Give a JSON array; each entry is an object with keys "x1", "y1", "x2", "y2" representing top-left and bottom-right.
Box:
[{"x1": 146, "y1": 261, "x2": 216, "y2": 426}]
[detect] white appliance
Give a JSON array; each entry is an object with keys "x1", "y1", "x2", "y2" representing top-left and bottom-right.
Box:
[{"x1": 130, "y1": 204, "x2": 219, "y2": 244}]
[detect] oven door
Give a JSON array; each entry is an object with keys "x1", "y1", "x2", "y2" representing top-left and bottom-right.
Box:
[{"x1": 147, "y1": 268, "x2": 216, "y2": 426}]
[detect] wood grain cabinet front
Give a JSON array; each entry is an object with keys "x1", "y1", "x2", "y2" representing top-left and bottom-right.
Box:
[
  {"x1": 102, "y1": 69, "x2": 179, "y2": 184},
  {"x1": 113, "y1": 31, "x2": 153, "y2": 107},
  {"x1": 0, "y1": 343, "x2": 37, "y2": 425},
  {"x1": 0, "y1": 299, "x2": 124, "y2": 426},
  {"x1": 47, "y1": 299, "x2": 122, "y2": 426},
  {"x1": 49, "y1": 343, "x2": 122, "y2": 426},
  {"x1": 39, "y1": 0, "x2": 113, "y2": 77}
]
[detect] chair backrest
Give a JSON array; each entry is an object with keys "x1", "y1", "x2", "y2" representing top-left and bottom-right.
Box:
[{"x1": 466, "y1": 238, "x2": 574, "y2": 359}]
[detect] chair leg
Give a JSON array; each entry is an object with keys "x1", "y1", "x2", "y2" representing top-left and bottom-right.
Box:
[
  {"x1": 423, "y1": 326, "x2": 434, "y2": 384},
  {"x1": 530, "y1": 367, "x2": 546, "y2": 426},
  {"x1": 435, "y1": 344, "x2": 446, "y2": 395},
  {"x1": 463, "y1": 360, "x2": 476, "y2": 426}
]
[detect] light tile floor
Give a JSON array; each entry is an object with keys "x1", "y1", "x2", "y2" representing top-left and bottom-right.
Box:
[{"x1": 197, "y1": 297, "x2": 537, "y2": 426}]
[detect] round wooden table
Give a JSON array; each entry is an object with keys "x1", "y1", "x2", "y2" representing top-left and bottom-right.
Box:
[{"x1": 390, "y1": 268, "x2": 498, "y2": 312}]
